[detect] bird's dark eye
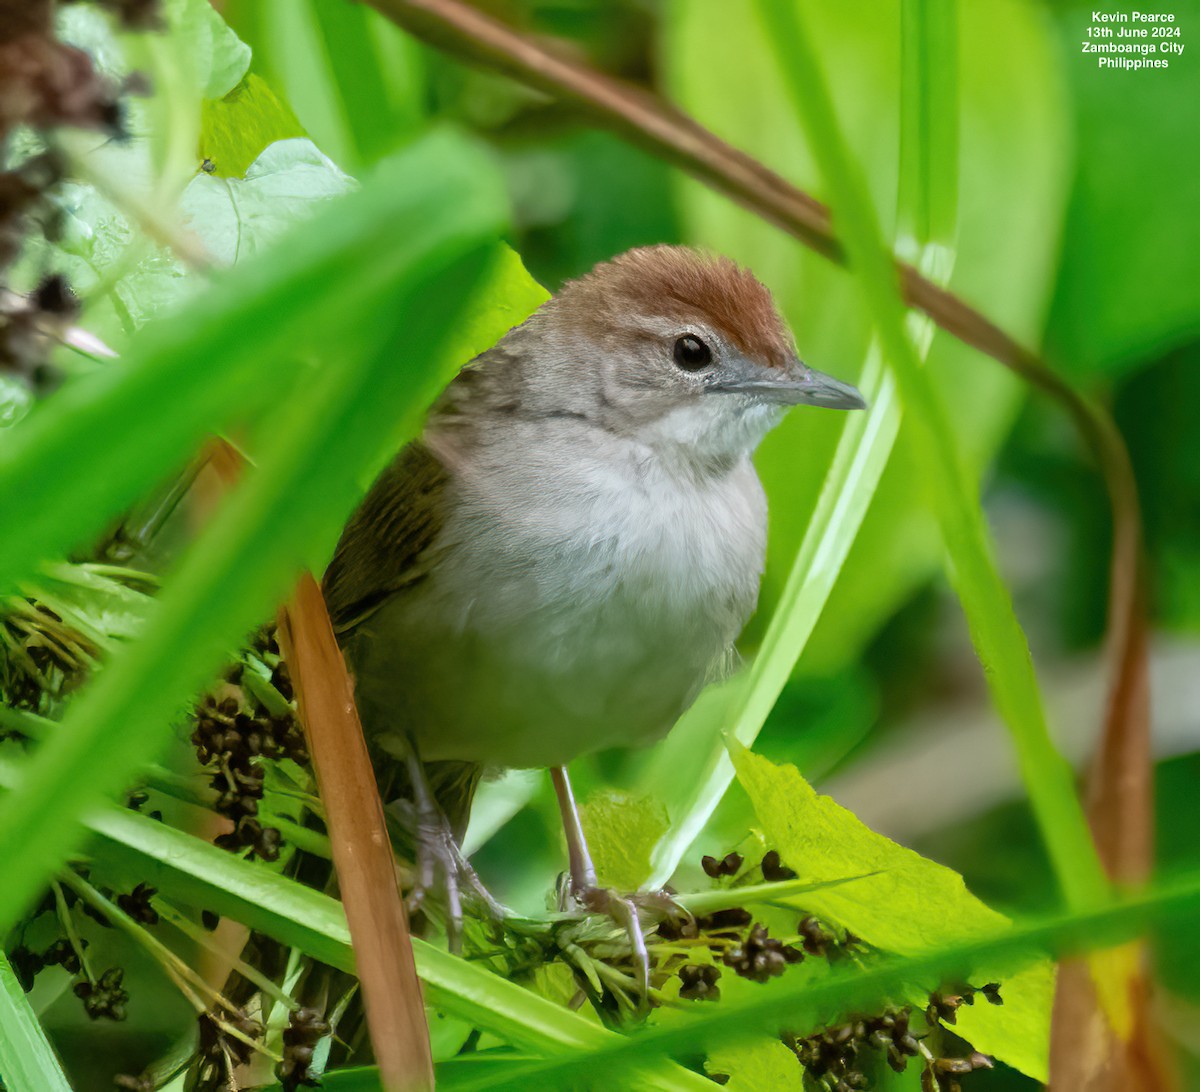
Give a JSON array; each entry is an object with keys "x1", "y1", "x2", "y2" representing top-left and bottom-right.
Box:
[{"x1": 673, "y1": 334, "x2": 712, "y2": 371}]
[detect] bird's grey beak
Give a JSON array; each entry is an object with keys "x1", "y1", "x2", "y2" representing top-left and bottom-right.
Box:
[{"x1": 707, "y1": 362, "x2": 867, "y2": 411}]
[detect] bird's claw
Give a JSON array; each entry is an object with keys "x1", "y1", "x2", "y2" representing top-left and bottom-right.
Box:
[
  {"x1": 389, "y1": 800, "x2": 504, "y2": 952},
  {"x1": 561, "y1": 884, "x2": 693, "y2": 1004}
]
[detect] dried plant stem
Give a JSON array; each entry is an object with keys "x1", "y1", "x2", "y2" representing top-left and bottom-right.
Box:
[
  {"x1": 209, "y1": 441, "x2": 432, "y2": 1091},
  {"x1": 277, "y1": 574, "x2": 434, "y2": 1092}
]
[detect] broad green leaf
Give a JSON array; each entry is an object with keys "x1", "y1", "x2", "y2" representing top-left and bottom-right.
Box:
[
  {"x1": 705, "y1": 1036, "x2": 801, "y2": 1089},
  {"x1": 181, "y1": 138, "x2": 354, "y2": 265},
  {"x1": 734, "y1": 744, "x2": 1007, "y2": 947},
  {"x1": 17, "y1": 134, "x2": 355, "y2": 351},
  {"x1": 0, "y1": 952, "x2": 72, "y2": 1092},
  {"x1": 163, "y1": 0, "x2": 252, "y2": 99},
  {"x1": 731, "y1": 743, "x2": 1051, "y2": 1078},
  {"x1": 0, "y1": 131, "x2": 511, "y2": 929},
  {"x1": 60, "y1": 0, "x2": 250, "y2": 193},
  {"x1": 578, "y1": 790, "x2": 669, "y2": 891},
  {"x1": 200, "y1": 74, "x2": 307, "y2": 178}
]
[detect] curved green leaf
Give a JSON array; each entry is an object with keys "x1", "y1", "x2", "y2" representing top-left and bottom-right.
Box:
[{"x1": 0, "y1": 952, "x2": 73, "y2": 1092}]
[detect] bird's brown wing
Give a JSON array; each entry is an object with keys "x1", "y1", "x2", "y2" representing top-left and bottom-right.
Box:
[{"x1": 321, "y1": 441, "x2": 448, "y2": 637}]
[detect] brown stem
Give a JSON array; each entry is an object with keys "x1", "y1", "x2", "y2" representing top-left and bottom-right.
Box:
[
  {"x1": 277, "y1": 575, "x2": 433, "y2": 1092},
  {"x1": 209, "y1": 442, "x2": 432, "y2": 1092},
  {"x1": 365, "y1": 0, "x2": 1149, "y2": 885}
]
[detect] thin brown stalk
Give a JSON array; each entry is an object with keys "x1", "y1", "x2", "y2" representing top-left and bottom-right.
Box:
[
  {"x1": 208, "y1": 441, "x2": 431, "y2": 1092},
  {"x1": 276, "y1": 573, "x2": 434, "y2": 1092}
]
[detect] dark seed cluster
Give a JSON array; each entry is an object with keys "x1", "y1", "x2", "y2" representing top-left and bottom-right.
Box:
[
  {"x1": 73, "y1": 967, "x2": 129, "y2": 1021},
  {"x1": 191, "y1": 656, "x2": 306, "y2": 862},
  {"x1": 7, "y1": 944, "x2": 44, "y2": 991},
  {"x1": 721, "y1": 923, "x2": 805, "y2": 983},
  {"x1": 197, "y1": 1008, "x2": 262, "y2": 1070},
  {"x1": 921, "y1": 1053, "x2": 995, "y2": 1092},
  {"x1": 0, "y1": 0, "x2": 141, "y2": 395},
  {"x1": 793, "y1": 1008, "x2": 922, "y2": 1084},
  {"x1": 116, "y1": 883, "x2": 159, "y2": 926},
  {"x1": 278, "y1": 1006, "x2": 331, "y2": 1090},
  {"x1": 797, "y1": 914, "x2": 834, "y2": 956},
  {"x1": 927, "y1": 982, "x2": 1003, "y2": 1026},
  {"x1": 701, "y1": 851, "x2": 742, "y2": 878},
  {"x1": 760, "y1": 849, "x2": 797, "y2": 882},
  {"x1": 677, "y1": 963, "x2": 721, "y2": 1001}
]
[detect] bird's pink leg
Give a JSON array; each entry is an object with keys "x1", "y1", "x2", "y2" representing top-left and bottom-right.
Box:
[
  {"x1": 550, "y1": 765, "x2": 598, "y2": 897},
  {"x1": 552, "y1": 764, "x2": 667, "y2": 999}
]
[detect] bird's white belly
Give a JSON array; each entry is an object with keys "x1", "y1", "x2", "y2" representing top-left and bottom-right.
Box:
[{"x1": 347, "y1": 452, "x2": 766, "y2": 769}]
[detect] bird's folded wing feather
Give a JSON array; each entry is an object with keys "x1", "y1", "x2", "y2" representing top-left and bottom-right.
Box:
[{"x1": 321, "y1": 441, "x2": 448, "y2": 637}]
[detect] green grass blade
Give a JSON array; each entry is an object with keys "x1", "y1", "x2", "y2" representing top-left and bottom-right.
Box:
[
  {"x1": 0, "y1": 133, "x2": 509, "y2": 930},
  {"x1": 37, "y1": 794, "x2": 707, "y2": 1091},
  {"x1": 452, "y1": 871, "x2": 1200, "y2": 1089},
  {"x1": 898, "y1": 0, "x2": 959, "y2": 245},
  {"x1": 751, "y1": 0, "x2": 1108, "y2": 913},
  {"x1": 308, "y1": 0, "x2": 411, "y2": 165},
  {"x1": 0, "y1": 952, "x2": 73, "y2": 1092}
]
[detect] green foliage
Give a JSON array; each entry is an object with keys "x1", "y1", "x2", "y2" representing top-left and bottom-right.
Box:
[
  {"x1": 199, "y1": 74, "x2": 306, "y2": 178},
  {"x1": 181, "y1": 138, "x2": 354, "y2": 265},
  {"x1": 160, "y1": 0, "x2": 252, "y2": 100},
  {"x1": 1045, "y1": 0, "x2": 1200, "y2": 376},
  {"x1": 0, "y1": 951, "x2": 72, "y2": 1092},
  {"x1": 732, "y1": 743, "x2": 1051, "y2": 1080},
  {"x1": 579, "y1": 791, "x2": 670, "y2": 891},
  {"x1": 0, "y1": 770, "x2": 703, "y2": 1090},
  {"x1": 705, "y1": 1036, "x2": 800, "y2": 1089}
]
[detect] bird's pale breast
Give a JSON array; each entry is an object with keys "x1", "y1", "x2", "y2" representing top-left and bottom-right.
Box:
[{"x1": 344, "y1": 427, "x2": 767, "y2": 770}]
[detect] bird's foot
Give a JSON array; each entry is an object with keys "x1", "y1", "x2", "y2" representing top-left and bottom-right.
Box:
[
  {"x1": 388, "y1": 799, "x2": 504, "y2": 951},
  {"x1": 559, "y1": 882, "x2": 694, "y2": 1000}
]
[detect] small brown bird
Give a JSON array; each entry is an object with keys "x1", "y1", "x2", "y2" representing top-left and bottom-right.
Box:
[{"x1": 322, "y1": 245, "x2": 863, "y2": 933}]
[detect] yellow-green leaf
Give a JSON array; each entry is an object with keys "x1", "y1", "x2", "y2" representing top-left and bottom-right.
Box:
[
  {"x1": 580, "y1": 790, "x2": 670, "y2": 891},
  {"x1": 731, "y1": 742, "x2": 1051, "y2": 1080}
]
